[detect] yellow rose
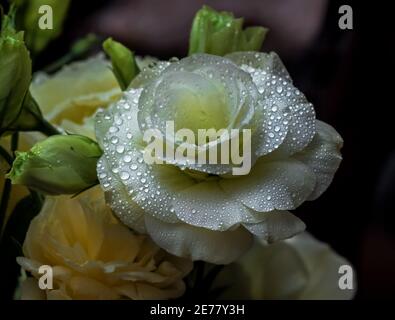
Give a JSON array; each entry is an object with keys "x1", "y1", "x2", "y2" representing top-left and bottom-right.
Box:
[
  {"x1": 16, "y1": 187, "x2": 192, "y2": 300},
  {"x1": 1, "y1": 54, "x2": 121, "y2": 227},
  {"x1": 30, "y1": 54, "x2": 121, "y2": 127}
]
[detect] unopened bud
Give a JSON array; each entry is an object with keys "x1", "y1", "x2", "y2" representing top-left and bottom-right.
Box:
[{"x1": 7, "y1": 135, "x2": 102, "y2": 195}]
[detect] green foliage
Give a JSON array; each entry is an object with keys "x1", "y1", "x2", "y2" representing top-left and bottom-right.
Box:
[
  {"x1": 103, "y1": 37, "x2": 139, "y2": 90},
  {"x1": 189, "y1": 5, "x2": 268, "y2": 56},
  {"x1": 7, "y1": 134, "x2": 102, "y2": 195},
  {"x1": 0, "y1": 6, "x2": 32, "y2": 135},
  {"x1": 13, "y1": 0, "x2": 71, "y2": 55}
]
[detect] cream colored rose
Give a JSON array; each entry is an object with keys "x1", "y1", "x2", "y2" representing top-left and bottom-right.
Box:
[
  {"x1": 29, "y1": 54, "x2": 151, "y2": 139},
  {"x1": 214, "y1": 232, "x2": 356, "y2": 300},
  {"x1": 1, "y1": 54, "x2": 121, "y2": 227},
  {"x1": 28, "y1": 54, "x2": 121, "y2": 139},
  {"x1": 16, "y1": 187, "x2": 192, "y2": 300},
  {"x1": 95, "y1": 53, "x2": 343, "y2": 264},
  {"x1": 31, "y1": 54, "x2": 121, "y2": 127}
]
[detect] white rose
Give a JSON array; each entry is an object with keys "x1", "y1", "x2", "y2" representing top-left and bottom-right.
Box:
[
  {"x1": 95, "y1": 52, "x2": 343, "y2": 264},
  {"x1": 214, "y1": 232, "x2": 356, "y2": 300}
]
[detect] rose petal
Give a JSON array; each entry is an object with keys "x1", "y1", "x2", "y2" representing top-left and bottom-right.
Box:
[
  {"x1": 227, "y1": 52, "x2": 316, "y2": 157},
  {"x1": 242, "y1": 211, "x2": 305, "y2": 243},
  {"x1": 31, "y1": 55, "x2": 121, "y2": 124},
  {"x1": 270, "y1": 100, "x2": 316, "y2": 157},
  {"x1": 294, "y1": 120, "x2": 343, "y2": 200},
  {"x1": 98, "y1": 147, "x2": 195, "y2": 224},
  {"x1": 97, "y1": 156, "x2": 149, "y2": 229},
  {"x1": 220, "y1": 158, "x2": 316, "y2": 212},
  {"x1": 283, "y1": 233, "x2": 356, "y2": 299},
  {"x1": 95, "y1": 88, "x2": 142, "y2": 148},
  {"x1": 20, "y1": 278, "x2": 46, "y2": 300},
  {"x1": 173, "y1": 180, "x2": 256, "y2": 231},
  {"x1": 215, "y1": 232, "x2": 355, "y2": 300},
  {"x1": 144, "y1": 215, "x2": 253, "y2": 264},
  {"x1": 130, "y1": 61, "x2": 171, "y2": 88}
]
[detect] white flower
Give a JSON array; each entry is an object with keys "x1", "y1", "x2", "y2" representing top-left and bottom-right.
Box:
[
  {"x1": 95, "y1": 52, "x2": 343, "y2": 264},
  {"x1": 214, "y1": 232, "x2": 356, "y2": 299}
]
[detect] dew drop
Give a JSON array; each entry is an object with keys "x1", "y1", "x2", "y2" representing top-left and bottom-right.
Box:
[
  {"x1": 109, "y1": 126, "x2": 118, "y2": 133},
  {"x1": 123, "y1": 155, "x2": 132, "y2": 163},
  {"x1": 116, "y1": 145, "x2": 125, "y2": 154},
  {"x1": 120, "y1": 172, "x2": 130, "y2": 180}
]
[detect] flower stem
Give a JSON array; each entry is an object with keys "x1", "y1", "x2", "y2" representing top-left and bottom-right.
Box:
[
  {"x1": 0, "y1": 146, "x2": 13, "y2": 166},
  {"x1": 43, "y1": 53, "x2": 75, "y2": 74},
  {"x1": 0, "y1": 178, "x2": 12, "y2": 237},
  {"x1": 11, "y1": 132, "x2": 19, "y2": 157},
  {"x1": 39, "y1": 118, "x2": 60, "y2": 136},
  {"x1": 0, "y1": 132, "x2": 19, "y2": 237}
]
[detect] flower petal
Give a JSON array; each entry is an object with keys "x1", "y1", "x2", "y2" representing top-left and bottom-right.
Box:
[
  {"x1": 97, "y1": 156, "x2": 148, "y2": 230},
  {"x1": 95, "y1": 88, "x2": 142, "y2": 148},
  {"x1": 144, "y1": 215, "x2": 253, "y2": 264},
  {"x1": 215, "y1": 232, "x2": 355, "y2": 300},
  {"x1": 130, "y1": 61, "x2": 171, "y2": 88},
  {"x1": 283, "y1": 233, "x2": 356, "y2": 299},
  {"x1": 242, "y1": 211, "x2": 305, "y2": 243},
  {"x1": 173, "y1": 180, "x2": 256, "y2": 231},
  {"x1": 227, "y1": 52, "x2": 316, "y2": 157},
  {"x1": 294, "y1": 120, "x2": 343, "y2": 200},
  {"x1": 20, "y1": 278, "x2": 46, "y2": 300},
  {"x1": 220, "y1": 158, "x2": 316, "y2": 212},
  {"x1": 226, "y1": 52, "x2": 291, "y2": 84},
  {"x1": 97, "y1": 145, "x2": 195, "y2": 224},
  {"x1": 271, "y1": 100, "x2": 316, "y2": 157},
  {"x1": 31, "y1": 55, "x2": 121, "y2": 124}
]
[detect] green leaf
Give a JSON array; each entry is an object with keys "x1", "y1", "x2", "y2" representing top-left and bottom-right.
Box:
[
  {"x1": 188, "y1": 5, "x2": 268, "y2": 56},
  {"x1": 13, "y1": 0, "x2": 71, "y2": 55},
  {"x1": 103, "y1": 37, "x2": 139, "y2": 91}
]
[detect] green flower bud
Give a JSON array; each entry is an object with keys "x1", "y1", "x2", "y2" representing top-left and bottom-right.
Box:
[
  {"x1": 0, "y1": 9, "x2": 32, "y2": 133},
  {"x1": 7, "y1": 135, "x2": 102, "y2": 195},
  {"x1": 188, "y1": 5, "x2": 268, "y2": 56},
  {"x1": 103, "y1": 37, "x2": 139, "y2": 91},
  {"x1": 0, "y1": 8, "x2": 55, "y2": 136},
  {"x1": 14, "y1": 0, "x2": 71, "y2": 55}
]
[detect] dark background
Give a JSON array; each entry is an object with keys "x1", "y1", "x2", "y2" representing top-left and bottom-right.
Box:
[{"x1": 1, "y1": 0, "x2": 394, "y2": 299}]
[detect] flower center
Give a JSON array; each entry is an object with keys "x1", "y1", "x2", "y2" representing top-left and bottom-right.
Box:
[{"x1": 162, "y1": 72, "x2": 230, "y2": 135}]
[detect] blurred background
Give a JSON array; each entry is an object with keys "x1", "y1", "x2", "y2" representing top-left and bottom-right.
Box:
[{"x1": 1, "y1": 0, "x2": 394, "y2": 299}]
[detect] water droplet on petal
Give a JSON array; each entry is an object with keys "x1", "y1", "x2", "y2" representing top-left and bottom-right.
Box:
[
  {"x1": 120, "y1": 172, "x2": 130, "y2": 180},
  {"x1": 116, "y1": 145, "x2": 125, "y2": 153}
]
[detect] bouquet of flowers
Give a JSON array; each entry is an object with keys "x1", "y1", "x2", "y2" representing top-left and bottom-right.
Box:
[{"x1": 0, "y1": 1, "x2": 355, "y2": 300}]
